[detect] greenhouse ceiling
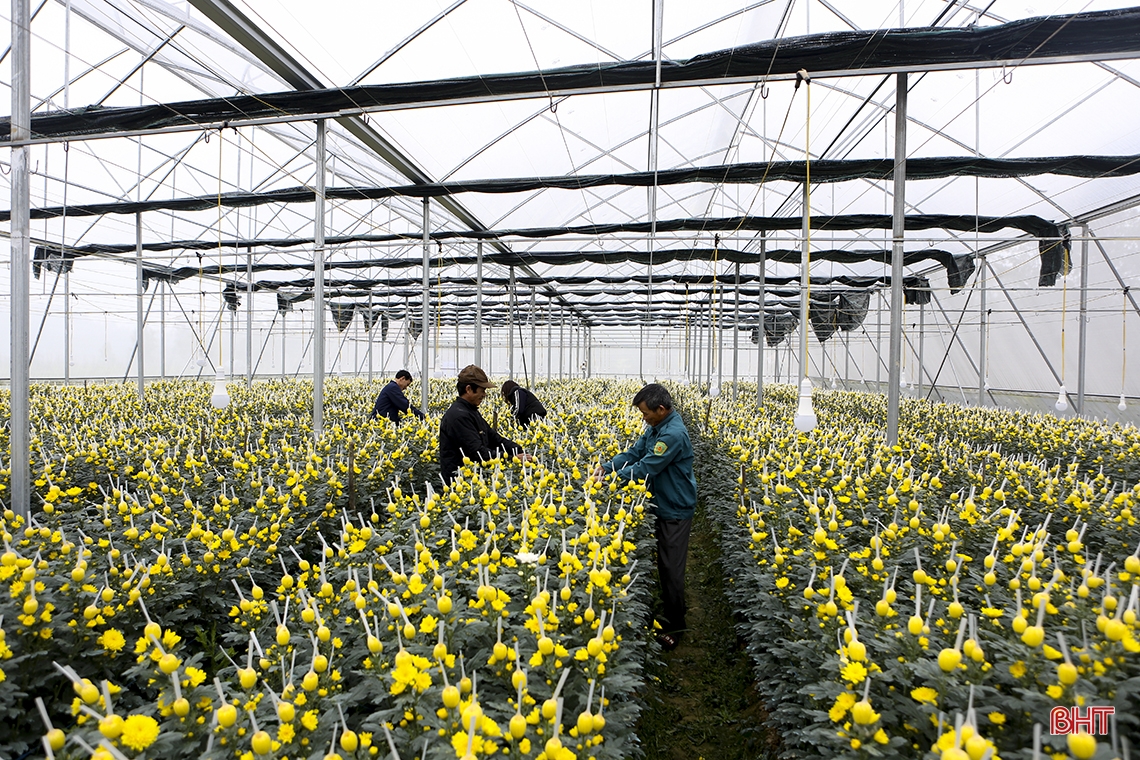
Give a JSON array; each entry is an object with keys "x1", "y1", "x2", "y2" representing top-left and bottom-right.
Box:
[{"x1": 2, "y1": 0, "x2": 1140, "y2": 370}]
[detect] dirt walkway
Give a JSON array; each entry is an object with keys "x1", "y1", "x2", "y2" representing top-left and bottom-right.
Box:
[{"x1": 634, "y1": 509, "x2": 778, "y2": 760}]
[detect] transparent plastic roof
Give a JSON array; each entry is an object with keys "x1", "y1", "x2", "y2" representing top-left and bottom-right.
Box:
[{"x1": 1, "y1": 0, "x2": 1139, "y2": 406}]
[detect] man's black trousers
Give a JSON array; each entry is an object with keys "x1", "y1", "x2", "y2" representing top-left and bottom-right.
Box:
[{"x1": 655, "y1": 516, "x2": 692, "y2": 634}]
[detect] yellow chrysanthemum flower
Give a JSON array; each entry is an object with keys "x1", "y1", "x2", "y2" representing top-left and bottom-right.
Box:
[{"x1": 119, "y1": 714, "x2": 160, "y2": 752}]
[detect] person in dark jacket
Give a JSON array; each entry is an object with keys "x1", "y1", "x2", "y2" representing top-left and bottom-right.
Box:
[
  {"x1": 592, "y1": 383, "x2": 696, "y2": 651},
  {"x1": 369, "y1": 370, "x2": 425, "y2": 423},
  {"x1": 501, "y1": 380, "x2": 547, "y2": 426},
  {"x1": 438, "y1": 365, "x2": 528, "y2": 484}
]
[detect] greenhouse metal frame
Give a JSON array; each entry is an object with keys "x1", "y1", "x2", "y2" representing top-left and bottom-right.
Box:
[{"x1": 5, "y1": 0, "x2": 1140, "y2": 517}]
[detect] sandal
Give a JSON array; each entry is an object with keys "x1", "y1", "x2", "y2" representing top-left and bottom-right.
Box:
[{"x1": 657, "y1": 633, "x2": 680, "y2": 651}]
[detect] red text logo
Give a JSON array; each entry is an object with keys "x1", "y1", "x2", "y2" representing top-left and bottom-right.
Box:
[{"x1": 1050, "y1": 706, "x2": 1115, "y2": 736}]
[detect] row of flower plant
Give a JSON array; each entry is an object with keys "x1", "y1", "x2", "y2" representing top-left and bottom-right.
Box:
[
  {"x1": 0, "y1": 378, "x2": 659, "y2": 760},
  {"x1": 682, "y1": 382, "x2": 1139, "y2": 760}
]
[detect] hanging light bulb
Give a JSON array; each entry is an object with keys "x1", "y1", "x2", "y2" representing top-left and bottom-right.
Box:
[
  {"x1": 1118, "y1": 393, "x2": 1127, "y2": 412},
  {"x1": 211, "y1": 370, "x2": 230, "y2": 410},
  {"x1": 829, "y1": 376, "x2": 838, "y2": 389},
  {"x1": 1054, "y1": 384, "x2": 1069, "y2": 413},
  {"x1": 708, "y1": 382, "x2": 721, "y2": 398},
  {"x1": 793, "y1": 377, "x2": 817, "y2": 432},
  {"x1": 196, "y1": 353, "x2": 208, "y2": 367},
  {"x1": 899, "y1": 367, "x2": 909, "y2": 392}
]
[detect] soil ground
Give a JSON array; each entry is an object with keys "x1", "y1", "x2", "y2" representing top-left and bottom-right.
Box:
[{"x1": 634, "y1": 509, "x2": 779, "y2": 760}]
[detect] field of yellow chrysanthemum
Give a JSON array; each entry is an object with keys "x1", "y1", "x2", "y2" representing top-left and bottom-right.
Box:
[
  {"x1": 0, "y1": 378, "x2": 661, "y2": 760},
  {"x1": 687, "y1": 382, "x2": 1139, "y2": 760}
]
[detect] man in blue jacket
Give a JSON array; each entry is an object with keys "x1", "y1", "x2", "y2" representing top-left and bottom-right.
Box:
[
  {"x1": 593, "y1": 383, "x2": 696, "y2": 650},
  {"x1": 369, "y1": 370, "x2": 426, "y2": 424}
]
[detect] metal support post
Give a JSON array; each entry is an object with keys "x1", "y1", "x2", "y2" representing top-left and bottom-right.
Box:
[
  {"x1": 9, "y1": 0, "x2": 30, "y2": 518},
  {"x1": 733, "y1": 262, "x2": 740, "y2": 401},
  {"x1": 978, "y1": 255, "x2": 987, "y2": 404},
  {"x1": 64, "y1": 270, "x2": 70, "y2": 384},
  {"x1": 367, "y1": 292, "x2": 373, "y2": 383},
  {"x1": 508, "y1": 267, "x2": 516, "y2": 378},
  {"x1": 475, "y1": 242, "x2": 483, "y2": 365},
  {"x1": 887, "y1": 73, "x2": 907, "y2": 445},
  {"x1": 246, "y1": 247, "x2": 253, "y2": 387},
  {"x1": 530, "y1": 287, "x2": 536, "y2": 385},
  {"x1": 918, "y1": 300, "x2": 925, "y2": 399},
  {"x1": 136, "y1": 213, "x2": 145, "y2": 396},
  {"x1": 1078, "y1": 225, "x2": 1089, "y2": 414},
  {"x1": 758, "y1": 234, "x2": 766, "y2": 404},
  {"x1": 547, "y1": 299, "x2": 553, "y2": 383},
  {"x1": 281, "y1": 312, "x2": 286, "y2": 378},
  {"x1": 559, "y1": 307, "x2": 564, "y2": 379},
  {"x1": 421, "y1": 198, "x2": 430, "y2": 414},
  {"x1": 160, "y1": 280, "x2": 165, "y2": 379},
  {"x1": 313, "y1": 119, "x2": 327, "y2": 438}
]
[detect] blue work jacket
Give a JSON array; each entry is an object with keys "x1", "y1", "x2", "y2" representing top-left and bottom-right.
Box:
[{"x1": 602, "y1": 409, "x2": 697, "y2": 520}]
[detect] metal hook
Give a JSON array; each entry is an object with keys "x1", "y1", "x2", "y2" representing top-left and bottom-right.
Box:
[
  {"x1": 760, "y1": 82, "x2": 770, "y2": 99},
  {"x1": 204, "y1": 130, "x2": 210, "y2": 143},
  {"x1": 549, "y1": 99, "x2": 558, "y2": 114},
  {"x1": 1001, "y1": 65, "x2": 1013, "y2": 85}
]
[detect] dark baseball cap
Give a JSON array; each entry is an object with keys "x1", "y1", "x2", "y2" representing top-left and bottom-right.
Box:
[{"x1": 457, "y1": 364, "x2": 496, "y2": 389}]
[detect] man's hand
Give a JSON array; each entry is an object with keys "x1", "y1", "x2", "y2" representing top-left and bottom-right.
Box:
[{"x1": 588, "y1": 465, "x2": 604, "y2": 483}]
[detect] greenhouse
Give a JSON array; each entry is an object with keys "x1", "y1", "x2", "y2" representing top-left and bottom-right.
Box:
[{"x1": 2, "y1": 1, "x2": 1139, "y2": 759}]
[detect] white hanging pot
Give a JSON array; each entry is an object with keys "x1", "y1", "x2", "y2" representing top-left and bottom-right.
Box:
[
  {"x1": 793, "y1": 378, "x2": 817, "y2": 433},
  {"x1": 210, "y1": 371, "x2": 231, "y2": 410},
  {"x1": 1118, "y1": 393, "x2": 1127, "y2": 412},
  {"x1": 708, "y1": 382, "x2": 721, "y2": 398},
  {"x1": 1054, "y1": 384, "x2": 1069, "y2": 413},
  {"x1": 830, "y1": 376, "x2": 838, "y2": 389}
]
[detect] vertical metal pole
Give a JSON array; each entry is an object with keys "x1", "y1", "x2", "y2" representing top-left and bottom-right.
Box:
[
  {"x1": 918, "y1": 299, "x2": 925, "y2": 399},
  {"x1": 799, "y1": 184, "x2": 810, "y2": 383},
  {"x1": 508, "y1": 267, "x2": 516, "y2": 378},
  {"x1": 246, "y1": 247, "x2": 252, "y2": 387},
  {"x1": 876, "y1": 288, "x2": 883, "y2": 388},
  {"x1": 421, "y1": 198, "x2": 430, "y2": 414},
  {"x1": 717, "y1": 286, "x2": 724, "y2": 390},
  {"x1": 530, "y1": 287, "x2": 536, "y2": 385},
  {"x1": 758, "y1": 233, "x2": 766, "y2": 404},
  {"x1": 281, "y1": 311, "x2": 286, "y2": 378},
  {"x1": 887, "y1": 73, "x2": 908, "y2": 445},
  {"x1": 160, "y1": 280, "x2": 165, "y2": 379},
  {"x1": 978, "y1": 258, "x2": 987, "y2": 404},
  {"x1": 547, "y1": 299, "x2": 553, "y2": 383},
  {"x1": 587, "y1": 328, "x2": 592, "y2": 378},
  {"x1": 559, "y1": 307, "x2": 565, "y2": 379},
  {"x1": 1078, "y1": 224, "x2": 1089, "y2": 414},
  {"x1": 696, "y1": 302, "x2": 704, "y2": 384},
  {"x1": 135, "y1": 213, "x2": 145, "y2": 396},
  {"x1": 733, "y1": 261, "x2": 740, "y2": 401},
  {"x1": 367, "y1": 292, "x2": 373, "y2": 383},
  {"x1": 64, "y1": 273, "x2": 70, "y2": 384},
  {"x1": 10, "y1": 0, "x2": 30, "y2": 518},
  {"x1": 313, "y1": 119, "x2": 326, "y2": 438},
  {"x1": 475, "y1": 242, "x2": 483, "y2": 365},
  {"x1": 403, "y1": 298, "x2": 410, "y2": 367}
]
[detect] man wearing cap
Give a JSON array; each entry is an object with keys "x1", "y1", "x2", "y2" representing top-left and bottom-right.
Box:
[{"x1": 439, "y1": 365, "x2": 526, "y2": 484}]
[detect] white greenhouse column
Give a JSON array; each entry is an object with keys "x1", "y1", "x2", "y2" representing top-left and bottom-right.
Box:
[
  {"x1": 367, "y1": 292, "x2": 374, "y2": 383},
  {"x1": 313, "y1": 120, "x2": 327, "y2": 438},
  {"x1": 887, "y1": 73, "x2": 908, "y2": 445},
  {"x1": 733, "y1": 262, "x2": 740, "y2": 401},
  {"x1": 281, "y1": 312, "x2": 287, "y2": 378},
  {"x1": 10, "y1": 0, "x2": 31, "y2": 518},
  {"x1": 246, "y1": 248, "x2": 253, "y2": 387},
  {"x1": 160, "y1": 281, "x2": 166, "y2": 378},
  {"x1": 978, "y1": 258, "x2": 986, "y2": 405},
  {"x1": 421, "y1": 198, "x2": 430, "y2": 414},
  {"x1": 136, "y1": 213, "x2": 145, "y2": 397},
  {"x1": 64, "y1": 269, "x2": 70, "y2": 384},
  {"x1": 475, "y1": 242, "x2": 483, "y2": 365},
  {"x1": 758, "y1": 233, "x2": 766, "y2": 404},
  {"x1": 918, "y1": 300, "x2": 925, "y2": 398},
  {"x1": 530, "y1": 287, "x2": 536, "y2": 385},
  {"x1": 559, "y1": 307, "x2": 565, "y2": 379},
  {"x1": 1078, "y1": 225, "x2": 1089, "y2": 414},
  {"x1": 508, "y1": 268, "x2": 516, "y2": 378},
  {"x1": 547, "y1": 300, "x2": 553, "y2": 382}
]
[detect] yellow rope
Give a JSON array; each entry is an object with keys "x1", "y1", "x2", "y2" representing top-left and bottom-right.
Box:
[{"x1": 803, "y1": 76, "x2": 811, "y2": 374}]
